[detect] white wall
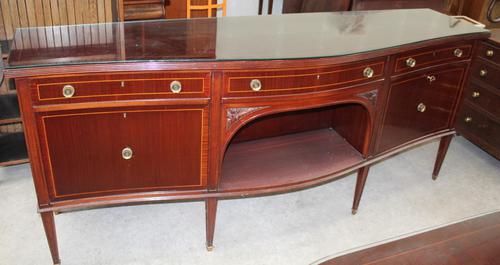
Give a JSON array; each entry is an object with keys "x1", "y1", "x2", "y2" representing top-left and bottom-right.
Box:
[{"x1": 225, "y1": 0, "x2": 283, "y2": 17}]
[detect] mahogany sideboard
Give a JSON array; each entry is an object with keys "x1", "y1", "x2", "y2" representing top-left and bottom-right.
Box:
[{"x1": 4, "y1": 9, "x2": 490, "y2": 264}]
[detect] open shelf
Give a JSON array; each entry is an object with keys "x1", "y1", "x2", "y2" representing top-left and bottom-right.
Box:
[
  {"x1": 0, "y1": 132, "x2": 28, "y2": 166},
  {"x1": 220, "y1": 128, "x2": 364, "y2": 192},
  {"x1": 0, "y1": 94, "x2": 21, "y2": 125}
]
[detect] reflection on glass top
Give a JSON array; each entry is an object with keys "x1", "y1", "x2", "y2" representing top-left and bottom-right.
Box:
[{"x1": 6, "y1": 9, "x2": 489, "y2": 68}]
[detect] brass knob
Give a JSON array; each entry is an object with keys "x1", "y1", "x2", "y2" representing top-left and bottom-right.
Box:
[
  {"x1": 363, "y1": 67, "x2": 374, "y2": 78},
  {"x1": 406, "y1": 58, "x2": 416, "y2": 68},
  {"x1": 122, "y1": 147, "x2": 133, "y2": 160},
  {"x1": 472, "y1": 91, "x2": 480, "y2": 98},
  {"x1": 464, "y1": 117, "x2": 472, "y2": 123},
  {"x1": 250, "y1": 79, "x2": 262, "y2": 91},
  {"x1": 417, "y1": 103, "x2": 427, "y2": 113},
  {"x1": 62, "y1": 85, "x2": 75, "y2": 98},
  {"x1": 479, "y1": 69, "x2": 488, "y2": 77},
  {"x1": 486, "y1": 50, "x2": 494, "y2": 57},
  {"x1": 170, "y1": 81, "x2": 182, "y2": 93},
  {"x1": 453, "y1": 48, "x2": 463, "y2": 58}
]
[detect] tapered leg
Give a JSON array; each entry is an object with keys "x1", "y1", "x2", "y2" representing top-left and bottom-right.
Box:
[
  {"x1": 40, "y1": 212, "x2": 61, "y2": 265},
  {"x1": 205, "y1": 198, "x2": 218, "y2": 251},
  {"x1": 352, "y1": 166, "x2": 370, "y2": 215},
  {"x1": 432, "y1": 135, "x2": 453, "y2": 180}
]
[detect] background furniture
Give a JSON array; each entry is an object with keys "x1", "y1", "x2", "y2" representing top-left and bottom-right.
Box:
[
  {"x1": 4, "y1": 10, "x2": 488, "y2": 264},
  {"x1": 187, "y1": 0, "x2": 226, "y2": 18},
  {"x1": 456, "y1": 30, "x2": 500, "y2": 159},
  {"x1": 119, "y1": 0, "x2": 167, "y2": 21}
]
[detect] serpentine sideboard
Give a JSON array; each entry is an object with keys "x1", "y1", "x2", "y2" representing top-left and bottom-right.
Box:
[{"x1": 4, "y1": 9, "x2": 490, "y2": 264}]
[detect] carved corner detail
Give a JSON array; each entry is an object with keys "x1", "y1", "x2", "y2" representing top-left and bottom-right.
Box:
[
  {"x1": 357, "y1": 90, "x2": 378, "y2": 106},
  {"x1": 226, "y1": 107, "x2": 267, "y2": 130}
]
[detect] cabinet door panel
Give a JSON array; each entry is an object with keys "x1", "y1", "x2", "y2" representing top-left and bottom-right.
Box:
[
  {"x1": 38, "y1": 106, "x2": 208, "y2": 199},
  {"x1": 377, "y1": 67, "x2": 465, "y2": 152}
]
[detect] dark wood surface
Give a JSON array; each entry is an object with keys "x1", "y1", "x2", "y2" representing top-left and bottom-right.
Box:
[
  {"x1": 351, "y1": 0, "x2": 448, "y2": 12},
  {"x1": 282, "y1": 0, "x2": 350, "y2": 13},
  {"x1": 319, "y1": 211, "x2": 500, "y2": 265},
  {"x1": 221, "y1": 129, "x2": 363, "y2": 192},
  {"x1": 0, "y1": 132, "x2": 28, "y2": 166},
  {"x1": 377, "y1": 65, "x2": 465, "y2": 153},
  {"x1": 3, "y1": 10, "x2": 490, "y2": 263}
]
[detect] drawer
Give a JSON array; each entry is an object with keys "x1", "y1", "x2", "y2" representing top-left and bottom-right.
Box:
[
  {"x1": 470, "y1": 58, "x2": 500, "y2": 90},
  {"x1": 477, "y1": 41, "x2": 500, "y2": 64},
  {"x1": 456, "y1": 103, "x2": 500, "y2": 153},
  {"x1": 37, "y1": 105, "x2": 209, "y2": 199},
  {"x1": 463, "y1": 81, "x2": 500, "y2": 118},
  {"x1": 377, "y1": 66, "x2": 465, "y2": 153},
  {"x1": 31, "y1": 71, "x2": 211, "y2": 105},
  {"x1": 393, "y1": 43, "x2": 472, "y2": 74},
  {"x1": 223, "y1": 59, "x2": 385, "y2": 97}
]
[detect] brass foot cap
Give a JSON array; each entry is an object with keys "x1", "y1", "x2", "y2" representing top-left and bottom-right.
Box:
[
  {"x1": 351, "y1": 209, "x2": 358, "y2": 215},
  {"x1": 432, "y1": 174, "x2": 438, "y2": 180},
  {"x1": 206, "y1": 245, "x2": 214, "y2": 252}
]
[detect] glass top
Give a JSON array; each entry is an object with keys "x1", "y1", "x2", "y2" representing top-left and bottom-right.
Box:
[{"x1": 6, "y1": 9, "x2": 489, "y2": 68}]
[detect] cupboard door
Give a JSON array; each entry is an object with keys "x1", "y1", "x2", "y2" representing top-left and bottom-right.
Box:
[
  {"x1": 377, "y1": 67, "x2": 465, "y2": 152},
  {"x1": 38, "y1": 106, "x2": 208, "y2": 200}
]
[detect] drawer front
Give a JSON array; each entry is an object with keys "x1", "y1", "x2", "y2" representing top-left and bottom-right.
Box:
[
  {"x1": 223, "y1": 59, "x2": 385, "y2": 97},
  {"x1": 457, "y1": 103, "x2": 500, "y2": 152},
  {"x1": 37, "y1": 105, "x2": 209, "y2": 199},
  {"x1": 32, "y1": 71, "x2": 211, "y2": 105},
  {"x1": 470, "y1": 58, "x2": 500, "y2": 89},
  {"x1": 377, "y1": 66, "x2": 465, "y2": 153},
  {"x1": 394, "y1": 44, "x2": 472, "y2": 74},
  {"x1": 477, "y1": 41, "x2": 500, "y2": 64},
  {"x1": 463, "y1": 81, "x2": 500, "y2": 118}
]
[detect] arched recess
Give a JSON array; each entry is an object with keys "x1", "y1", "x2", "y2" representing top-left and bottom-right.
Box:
[{"x1": 219, "y1": 98, "x2": 375, "y2": 194}]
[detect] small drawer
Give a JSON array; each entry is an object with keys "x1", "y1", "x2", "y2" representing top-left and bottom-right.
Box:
[
  {"x1": 456, "y1": 103, "x2": 500, "y2": 150},
  {"x1": 463, "y1": 82, "x2": 500, "y2": 118},
  {"x1": 31, "y1": 71, "x2": 211, "y2": 105},
  {"x1": 477, "y1": 41, "x2": 500, "y2": 64},
  {"x1": 470, "y1": 58, "x2": 500, "y2": 90},
  {"x1": 393, "y1": 43, "x2": 472, "y2": 74},
  {"x1": 223, "y1": 59, "x2": 385, "y2": 97}
]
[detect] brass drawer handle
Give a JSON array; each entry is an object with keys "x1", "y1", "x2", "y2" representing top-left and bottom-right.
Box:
[
  {"x1": 417, "y1": 103, "x2": 427, "y2": 113},
  {"x1": 62, "y1": 85, "x2": 75, "y2": 98},
  {"x1": 479, "y1": 69, "x2": 488, "y2": 77},
  {"x1": 453, "y1": 48, "x2": 463, "y2": 58},
  {"x1": 122, "y1": 147, "x2": 133, "y2": 160},
  {"x1": 250, "y1": 79, "x2": 262, "y2": 91},
  {"x1": 170, "y1": 81, "x2": 182, "y2": 93},
  {"x1": 406, "y1": 58, "x2": 416, "y2": 68},
  {"x1": 472, "y1": 91, "x2": 480, "y2": 98},
  {"x1": 363, "y1": 67, "x2": 374, "y2": 78},
  {"x1": 486, "y1": 50, "x2": 494, "y2": 57},
  {"x1": 464, "y1": 117, "x2": 472, "y2": 123}
]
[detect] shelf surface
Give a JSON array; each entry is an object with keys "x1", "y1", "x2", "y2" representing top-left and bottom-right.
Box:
[
  {"x1": 220, "y1": 128, "x2": 364, "y2": 192},
  {"x1": 0, "y1": 132, "x2": 28, "y2": 165},
  {"x1": 0, "y1": 94, "x2": 21, "y2": 123}
]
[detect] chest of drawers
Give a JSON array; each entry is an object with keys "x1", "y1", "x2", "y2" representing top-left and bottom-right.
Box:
[{"x1": 456, "y1": 36, "x2": 500, "y2": 160}]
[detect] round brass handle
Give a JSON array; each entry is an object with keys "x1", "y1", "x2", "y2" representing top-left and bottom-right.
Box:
[
  {"x1": 472, "y1": 91, "x2": 480, "y2": 98},
  {"x1": 453, "y1": 48, "x2": 463, "y2": 58},
  {"x1": 406, "y1": 58, "x2": 416, "y2": 68},
  {"x1": 250, "y1": 79, "x2": 262, "y2": 92},
  {"x1": 464, "y1": 117, "x2": 472, "y2": 123},
  {"x1": 363, "y1": 67, "x2": 374, "y2": 78},
  {"x1": 417, "y1": 103, "x2": 427, "y2": 113},
  {"x1": 62, "y1": 85, "x2": 75, "y2": 98},
  {"x1": 170, "y1": 81, "x2": 182, "y2": 93},
  {"x1": 486, "y1": 50, "x2": 494, "y2": 57},
  {"x1": 122, "y1": 147, "x2": 133, "y2": 160},
  {"x1": 479, "y1": 69, "x2": 488, "y2": 77}
]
